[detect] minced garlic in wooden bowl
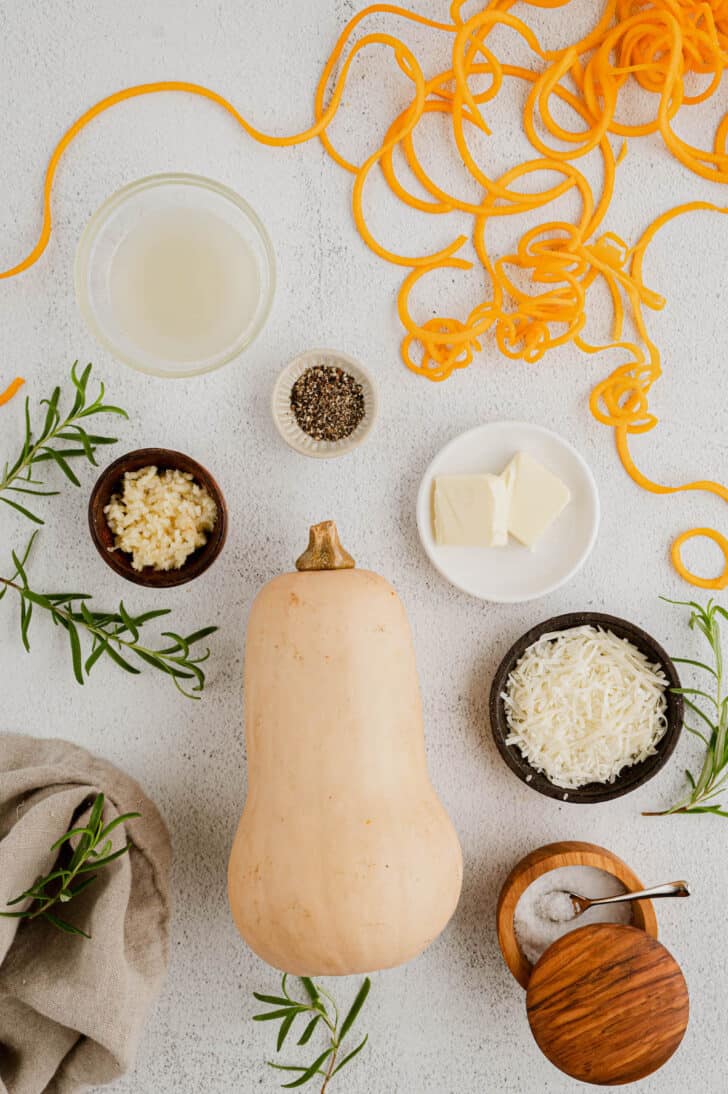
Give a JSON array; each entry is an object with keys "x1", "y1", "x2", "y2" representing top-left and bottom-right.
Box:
[{"x1": 104, "y1": 465, "x2": 217, "y2": 572}]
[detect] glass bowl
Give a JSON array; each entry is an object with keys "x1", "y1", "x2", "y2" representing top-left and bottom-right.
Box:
[{"x1": 75, "y1": 173, "x2": 276, "y2": 378}]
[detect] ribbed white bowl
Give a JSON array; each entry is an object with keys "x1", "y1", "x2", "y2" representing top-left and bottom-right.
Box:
[{"x1": 272, "y1": 349, "x2": 378, "y2": 459}]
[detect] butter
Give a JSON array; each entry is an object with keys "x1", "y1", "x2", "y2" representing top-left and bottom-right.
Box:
[
  {"x1": 501, "y1": 451, "x2": 571, "y2": 548},
  {"x1": 433, "y1": 474, "x2": 509, "y2": 547}
]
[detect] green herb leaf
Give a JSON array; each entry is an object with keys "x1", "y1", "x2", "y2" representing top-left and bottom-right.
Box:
[
  {"x1": 267, "y1": 1065, "x2": 317, "y2": 1075},
  {"x1": 299, "y1": 978, "x2": 320, "y2": 1005},
  {"x1": 99, "y1": 812, "x2": 141, "y2": 840},
  {"x1": 50, "y1": 826, "x2": 94, "y2": 851},
  {"x1": 67, "y1": 620, "x2": 84, "y2": 684},
  {"x1": 296, "y1": 1016, "x2": 321, "y2": 1046},
  {"x1": 338, "y1": 978, "x2": 371, "y2": 1042},
  {"x1": 118, "y1": 602, "x2": 140, "y2": 643},
  {"x1": 253, "y1": 1008, "x2": 304, "y2": 1023},
  {"x1": 672, "y1": 687, "x2": 719, "y2": 709},
  {"x1": 673, "y1": 657, "x2": 718, "y2": 678},
  {"x1": 42, "y1": 910, "x2": 91, "y2": 938},
  {"x1": 253, "y1": 993, "x2": 294, "y2": 1007},
  {"x1": 277, "y1": 1012, "x2": 298, "y2": 1052},
  {"x1": 76, "y1": 844, "x2": 134, "y2": 872},
  {"x1": 0, "y1": 496, "x2": 45, "y2": 523},
  {"x1": 280, "y1": 1049, "x2": 334, "y2": 1088},
  {"x1": 68, "y1": 874, "x2": 98, "y2": 899},
  {"x1": 331, "y1": 1034, "x2": 369, "y2": 1076}
]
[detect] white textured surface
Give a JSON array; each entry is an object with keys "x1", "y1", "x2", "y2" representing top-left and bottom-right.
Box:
[{"x1": 1, "y1": 2, "x2": 727, "y2": 1092}]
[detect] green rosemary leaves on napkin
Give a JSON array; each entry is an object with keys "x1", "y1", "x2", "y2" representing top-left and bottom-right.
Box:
[
  {"x1": 0, "y1": 361, "x2": 126, "y2": 525},
  {"x1": 253, "y1": 974, "x2": 371, "y2": 1091},
  {"x1": 0, "y1": 793, "x2": 139, "y2": 938},
  {"x1": 645, "y1": 597, "x2": 728, "y2": 817}
]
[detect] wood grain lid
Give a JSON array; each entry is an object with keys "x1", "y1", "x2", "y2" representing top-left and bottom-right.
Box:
[{"x1": 526, "y1": 924, "x2": 689, "y2": 1086}]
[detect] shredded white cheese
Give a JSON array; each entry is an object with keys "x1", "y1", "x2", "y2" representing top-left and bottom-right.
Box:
[
  {"x1": 502, "y1": 626, "x2": 669, "y2": 789},
  {"x1": 105, "y1": 465, "x2": 217, "y2": 572}
]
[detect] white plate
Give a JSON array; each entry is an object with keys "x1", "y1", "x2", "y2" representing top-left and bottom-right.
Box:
[{"x1": 416, "y1": 421, "x2": 600, "y2": 603}]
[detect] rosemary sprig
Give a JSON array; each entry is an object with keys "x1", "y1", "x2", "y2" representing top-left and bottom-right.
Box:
[
  {"x1": 0, "y1": 361, "x2": 126, "y2": 524},
  {"x1": 0, "y1": 533, "x2": 217, "y2": 698},
  {"x1": 253, "y1": 974, "x2": 371, "y2": 1092},
  {"x1": 645, "y1": 596, "x2": 728, "y2": 817},
  {"x1": 0, "y1": 793, "x2": 140, "y2": 938}
]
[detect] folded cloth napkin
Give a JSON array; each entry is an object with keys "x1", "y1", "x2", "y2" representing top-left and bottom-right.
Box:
[{"x1": 0, "y1": 735, "x2": 172, "y2": 1094}]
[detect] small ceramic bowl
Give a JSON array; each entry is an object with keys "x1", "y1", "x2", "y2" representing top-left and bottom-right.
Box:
[
  {"x1": 272, "y1": 348, "x2": 378, "y2": 458},
  {"x1": 489, "y1": 612, "x2": 684, "y2": 804},
  {"x1": 88, "y1": 448, "x2": 228, "y2": 588}
]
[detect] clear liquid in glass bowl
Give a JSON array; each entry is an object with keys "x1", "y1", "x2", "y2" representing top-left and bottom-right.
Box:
[{"x1": 75, "y1": 174, "x2": 276, "y2": 378}]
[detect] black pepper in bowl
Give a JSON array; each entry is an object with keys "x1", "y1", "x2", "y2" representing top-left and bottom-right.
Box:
[{"x1": 290, "y1": 365, "x2": 365, "y2": 442}]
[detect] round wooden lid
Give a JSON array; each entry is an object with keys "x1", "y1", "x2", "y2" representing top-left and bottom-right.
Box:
[{"x1": 526, "y1": 924, "x2": 689, "y2": 1085}]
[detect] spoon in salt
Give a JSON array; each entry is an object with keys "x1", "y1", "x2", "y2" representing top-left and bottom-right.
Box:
[{"x1": 538, "y1": 880, "x2": 691, "y2": 923}]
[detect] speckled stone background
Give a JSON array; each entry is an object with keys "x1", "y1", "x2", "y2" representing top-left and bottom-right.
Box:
[{"x1": 1, "y1": 2, "x2": 727, "y2": 1092}]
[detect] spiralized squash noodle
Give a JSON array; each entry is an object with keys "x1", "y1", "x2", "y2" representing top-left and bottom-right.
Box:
[{"x1": 0, "y1": 378, "x2": 24, "y2": 407}]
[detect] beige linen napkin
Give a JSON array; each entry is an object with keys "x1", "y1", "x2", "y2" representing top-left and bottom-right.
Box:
[{"x1": 0, "y1": 735, "x2": 172, "y2": 1094}]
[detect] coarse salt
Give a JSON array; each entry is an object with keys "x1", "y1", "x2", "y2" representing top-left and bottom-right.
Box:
[{"x1": 514, "y1": 866, "x2": 632, "y2": 966}]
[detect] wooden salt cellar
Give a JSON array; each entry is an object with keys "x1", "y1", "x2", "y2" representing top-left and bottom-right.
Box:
[
  {"x1": 497, "y1": 841, "x2": 658, "y2": 989},
  {"x1": 497, "y1": 842, "x2": 689, "y2": 1085}
]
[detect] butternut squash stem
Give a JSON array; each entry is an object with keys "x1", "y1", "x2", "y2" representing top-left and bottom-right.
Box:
[{"x1": 296, "y1": 521, "x2": 356, "y2": 571}]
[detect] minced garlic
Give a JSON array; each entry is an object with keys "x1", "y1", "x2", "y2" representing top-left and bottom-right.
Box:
[{"x1": 104, "y1": 465, "x2": 217, "y2": 572}]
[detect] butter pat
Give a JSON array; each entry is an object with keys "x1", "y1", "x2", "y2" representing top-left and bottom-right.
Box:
[
  {"x1": 433, "y1": 474, "x2": 509, "y2": 547},
  {"x1": 501, "y1": 451, "x2": 571, "y2": 548}
]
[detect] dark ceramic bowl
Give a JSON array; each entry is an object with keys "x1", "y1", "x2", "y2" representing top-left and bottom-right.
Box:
[
  {"x1": 489, "y1": 612, "x2": 684, "y2": 804},
  {"x1": 88, "y1": 448, "x2": 228, "y2": 588}
]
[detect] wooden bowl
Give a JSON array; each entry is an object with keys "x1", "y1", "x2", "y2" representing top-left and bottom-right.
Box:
[
  {"x1": 497, "y1": 841, "x2": 659, "y2": 989},
  {"x1": 88, "y1": 448, "x2": 228, "y2": 588},
  {"x1": 489, "y1": 611, "x2": 683, "y2": 804}
]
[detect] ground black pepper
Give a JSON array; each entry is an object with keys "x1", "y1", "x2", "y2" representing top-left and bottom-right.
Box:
[{"x1": 290, "y1": 365, "x2": 365, "y2": 442}]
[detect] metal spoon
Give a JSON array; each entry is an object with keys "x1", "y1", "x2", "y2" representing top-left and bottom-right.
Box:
[{"x1": 540, "y1": 880, "x2": 691, "y2": 922}]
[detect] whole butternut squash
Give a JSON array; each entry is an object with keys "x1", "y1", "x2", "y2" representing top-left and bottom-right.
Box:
[{"x1": 228, "y1": 521, "x2": 463, "y2": 975}]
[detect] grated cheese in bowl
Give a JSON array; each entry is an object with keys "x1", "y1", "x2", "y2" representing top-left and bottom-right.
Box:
[
  {"x1": 502, "y1": 626, "x2": 669, "y2": 789},
  {"x1": 104, "y1": 465, "x2": 218, "y2": 572}
]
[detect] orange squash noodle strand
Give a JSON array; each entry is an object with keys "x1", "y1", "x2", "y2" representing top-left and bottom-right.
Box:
[
  {"x1": 313, "y1": 3, "x2": 459, "y2": 175},
  {"x1": 397, "y1": 258, "x2": 493, "y2": 382},
  {"x1": 0, "y1": 377, "x2": 25, "y2": 407},
  {"x1": 0, "y1": 28, "x2": 431, "y2": 280},
  {"x1": 388, "y1": 83, "x2": 587, "y2": 216},
  {"x1": 348, "y1": 35, "x2": 469, "y2": 267},
  {"x1": 616, "y1": 427, "x2": 728, "y2": 506},
  {"x1": 671, "y1": 529, "x2": 728, "y2": 591}
]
